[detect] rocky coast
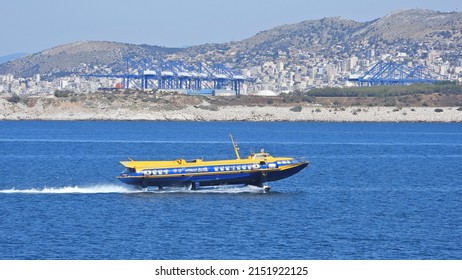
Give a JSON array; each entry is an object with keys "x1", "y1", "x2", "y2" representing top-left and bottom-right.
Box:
[{"x1": 1, "y1": 93, "x2": 461, "y2": 122}]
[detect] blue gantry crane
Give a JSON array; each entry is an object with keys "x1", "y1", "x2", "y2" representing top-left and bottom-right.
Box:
[
  {"x1": 82, "y1": 58, "x2": 254, "y2": 95},
  {"x1": 351, "y1": 61, "x2": 437, "y2": 86}
]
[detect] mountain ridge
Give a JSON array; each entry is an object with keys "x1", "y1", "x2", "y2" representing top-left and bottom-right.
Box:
[{"x1": 1, "y1": 9, "x2": 461, "y2": 78}]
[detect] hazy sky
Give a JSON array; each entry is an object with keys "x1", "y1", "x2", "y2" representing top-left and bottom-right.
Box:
[{"x1": 1, "y1": 0, "x2": 460, "y2": 56}]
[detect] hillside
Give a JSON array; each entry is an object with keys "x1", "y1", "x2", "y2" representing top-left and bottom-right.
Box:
[
  {"x1": 1, "y1": 9, "x2": 461, "y2": 78},
  {"x1": 354, "y1": 9, "x2": 462, "y2": 41},
  {"x1": 0, "y1": 42, "x2": 178, "y2": 77},
  {"x1": 179, "y1": 16, "x2": 367, "y2": 67}
]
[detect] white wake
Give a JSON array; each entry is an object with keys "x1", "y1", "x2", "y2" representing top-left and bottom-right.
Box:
[
  {"x1": 0, "y1": 184, "x2": 267, "y2": 194},
  {"x1": 146, "y1": 185, "x2": 266, "y2": 194},
  {"x1": 0, "y1": 184, "x2": 137, "y2": 194}
]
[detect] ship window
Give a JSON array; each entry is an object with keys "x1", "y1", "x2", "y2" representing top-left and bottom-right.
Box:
[
  {"x1": 253, "y1": 153, "x2": 269, "y2": 159},
  {"x1": 122, "y1": 168, "x2": 135, "y2": 174}
]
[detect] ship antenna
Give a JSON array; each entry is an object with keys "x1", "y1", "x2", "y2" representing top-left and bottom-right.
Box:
[{"x1": 229, "y1": 133, "x2": 241, "y2": 160}]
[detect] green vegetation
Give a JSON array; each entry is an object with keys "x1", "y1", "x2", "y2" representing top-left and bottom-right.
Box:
[
  {"x1": 291, "y1": 82, "x2": 462, "y2": 98},
  {"x1": 7, "y1": 94, "x2": 21, "y2": 103},
  {"x1": 290, "y1": 105, "x2": 303, "y2": 112},
  {"x1": 54, "y1": 90, "x2": 73, "y2": 98},
  {"x1": 283, "y1": 90, "x2": 316, "y2": 103}
]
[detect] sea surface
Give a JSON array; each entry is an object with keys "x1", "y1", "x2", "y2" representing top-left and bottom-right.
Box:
[{"x1": 0, "y1": 121, "x2": 461, "y2": 260}]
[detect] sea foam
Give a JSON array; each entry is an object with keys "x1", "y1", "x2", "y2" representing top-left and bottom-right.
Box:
[{"x1": 0, "y1": 184, "x2": 137, "y2": 194}]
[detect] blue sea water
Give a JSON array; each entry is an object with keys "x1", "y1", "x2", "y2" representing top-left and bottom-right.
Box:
[{"x1": 0, "y1": 121, "x2": 461, "y2": 260}]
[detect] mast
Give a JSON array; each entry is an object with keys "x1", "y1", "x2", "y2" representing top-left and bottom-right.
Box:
[{"x1": 229, "y1": 133, "x2": 241, "y2": 160}]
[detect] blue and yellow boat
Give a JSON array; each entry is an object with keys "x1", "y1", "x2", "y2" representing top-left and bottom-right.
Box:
[{"x1": 117, "y1": 135, "x2": 308, "y2": 192}]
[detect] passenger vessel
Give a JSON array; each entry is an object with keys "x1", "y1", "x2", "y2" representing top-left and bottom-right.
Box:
[{"x1": 117, "y1": 135, "x2": 308, "y2": 192}]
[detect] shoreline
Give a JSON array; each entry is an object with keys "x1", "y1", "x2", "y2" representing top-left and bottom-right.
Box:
[{"x1": 1, "y1": 97, "x2": 461, "y2": 122}]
